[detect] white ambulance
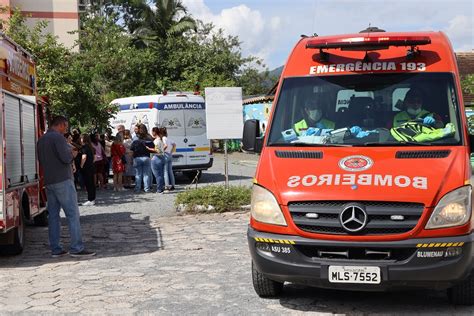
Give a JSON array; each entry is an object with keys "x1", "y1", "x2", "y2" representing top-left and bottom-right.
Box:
[{"x1": 109, "y1": 93, "x2": 213, "y2": 179}]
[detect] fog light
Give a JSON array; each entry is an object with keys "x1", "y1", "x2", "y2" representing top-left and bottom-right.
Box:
[
  {"x1": 445, "y1": 247, "x2": 463, "y2": 257},
  {"x1": 255, "y1": 242, "x2": 271, "y2": 252}
]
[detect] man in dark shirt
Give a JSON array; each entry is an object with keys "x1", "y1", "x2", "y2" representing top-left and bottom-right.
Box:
[{"x1": 37, "y1": 116, "x2": 96, "y2": 258}]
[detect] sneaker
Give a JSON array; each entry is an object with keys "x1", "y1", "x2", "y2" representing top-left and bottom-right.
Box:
[
  {"x1": 169, "y1": 186, "x2": 175, "y2": 191},
  {"x1": 156, "y1": 190, "x2": 164, "y2": 194},
  {"x1": 51, "y1": 250, "x2": 68, "y2": 258},
  {"x1": 82, "y1": 200, "x2": 95, "y2": 206},
  {"x1": 70, "y1": 250, "x2": 96, "y2": 258}
]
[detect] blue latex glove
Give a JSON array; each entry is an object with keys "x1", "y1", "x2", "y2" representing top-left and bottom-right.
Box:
[
  {"x1": 423, "y1": 116, "x2": 435, "y2": 125},
  {"x1": 350, "y1": 126, "x2": 362, "y2": 135},
  {"x1": 315, "y1": 122, "x2": 325, "y2": 129},
  {"x1": 356, "y1": 131, "x2": 370, "y2": 138}
]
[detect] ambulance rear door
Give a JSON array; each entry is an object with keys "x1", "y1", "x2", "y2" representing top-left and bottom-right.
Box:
[
  {"x1": 158, "y1": 108, "x2": 186, "y2": 167},
  {"x1": 183, "y1": 105, "x2": 210, "y2": 167}
]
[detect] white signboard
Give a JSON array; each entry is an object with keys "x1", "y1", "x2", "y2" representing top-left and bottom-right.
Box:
[{"x1": 205, "y1": 87, "x2": 243, "y2": 139}]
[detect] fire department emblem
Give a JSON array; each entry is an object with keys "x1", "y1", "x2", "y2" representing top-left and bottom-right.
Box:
[{"x1": 339, "y1": 155, "x2": 373, "y2": 172}]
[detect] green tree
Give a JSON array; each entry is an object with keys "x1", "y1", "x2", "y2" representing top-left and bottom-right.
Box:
[
  {"x1": 462, "y1": 74, "x2": 474, "y2": 95},
  {"x1": 132, "y1": 0, "x2": 197, "y2": 47},
  {"x1": 67, "y1": 15, "x2": 157, "y2": 128},
  {"x1": 2, "y1": 3, "x2": 271, "y2": 128},
  {"x1": 2, "y1": 8, "x2": 76, "y2": 121}
]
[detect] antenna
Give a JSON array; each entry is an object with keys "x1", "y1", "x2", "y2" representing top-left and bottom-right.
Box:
[{"x1": 363, "y1": 23, "x2": 372, "y2": 62}]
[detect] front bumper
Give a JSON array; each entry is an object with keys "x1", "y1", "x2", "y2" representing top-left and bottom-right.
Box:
[
  {"x1": 172, "y1": 157, "x2": 214, "y2": 171},
  {"x1": 248, "y1": 227, "x2": 474, "y2": 291}
]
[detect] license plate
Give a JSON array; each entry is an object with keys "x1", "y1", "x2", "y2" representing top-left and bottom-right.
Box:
[{"x1": 328, "y1": 266, "x2": 381, "y2": 284}]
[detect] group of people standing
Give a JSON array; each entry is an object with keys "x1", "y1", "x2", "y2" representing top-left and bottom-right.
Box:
[
  {"x1": 128, "y1": 124, "x2": 176, "y2": 194},
  {"x1": 65, "y1": 123, "x2": 176, "y2": 206}
]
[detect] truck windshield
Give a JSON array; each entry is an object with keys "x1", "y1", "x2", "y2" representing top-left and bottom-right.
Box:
[{"x1": 267, "y1": 73, "x2": 462, "y2": 146}]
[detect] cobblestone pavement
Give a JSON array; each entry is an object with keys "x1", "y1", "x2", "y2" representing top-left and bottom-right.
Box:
[
  {"x1": 1, "y1": 153, "x2": 473, "y2": 314},
  {"x1": 1, "y1": 211, "x2": 473, "y2": 315},
  {"x1": 76, "y1": 152, "x2": 259, "y2": 219}
]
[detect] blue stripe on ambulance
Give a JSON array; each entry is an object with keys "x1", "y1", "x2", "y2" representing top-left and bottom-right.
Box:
[{"x1": 118, "y1": 102, "x2": 205, "y2": 111}]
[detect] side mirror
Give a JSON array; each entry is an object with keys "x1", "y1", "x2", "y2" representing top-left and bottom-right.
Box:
[{"x1": 242, "y1": 119, "x2": 263, "y2": 153}]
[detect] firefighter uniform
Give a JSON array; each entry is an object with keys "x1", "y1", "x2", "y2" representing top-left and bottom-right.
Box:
[{"x1": 391, "y1": 122, "x2": 455, "y2": 143}]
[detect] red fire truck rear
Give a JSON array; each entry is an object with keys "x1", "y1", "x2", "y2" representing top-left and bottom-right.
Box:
[
  {"x1": 0, "y1": 33, "x2": 48, "y2": 255},
  {"x1": 243, "y1": 29, "x2": 474, "y2": 305}
]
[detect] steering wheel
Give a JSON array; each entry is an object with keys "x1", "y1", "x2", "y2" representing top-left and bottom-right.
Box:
[{"x1": 410, "y1": 118, "x2": 433, "y2": 128}]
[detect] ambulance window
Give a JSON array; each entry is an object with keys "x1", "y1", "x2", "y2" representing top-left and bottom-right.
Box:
[
  {"x1": 336, "y1": 90, "x2": 373, "y2": 112},
  {"x1": 392, "y1": 88, "x2": 410, "y2": 111}
]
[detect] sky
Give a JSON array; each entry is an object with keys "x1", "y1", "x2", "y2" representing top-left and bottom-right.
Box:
[{"x1": 181, "y1": 0, "x2": 474, "y2": 69}]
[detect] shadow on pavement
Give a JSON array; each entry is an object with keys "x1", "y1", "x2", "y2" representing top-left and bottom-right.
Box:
[
  {"x1": 0, "y1": 212, "x2": 162, "y2": 266},
  {"x1": 277, "y1": 284, "x2": 473, "y2": 314},
  {"x1": 77, "y1": 189, "x2": 156, "y2": 206},
  {"x1": 199, "y1": 173, "x2": 253, "y2": 183}
]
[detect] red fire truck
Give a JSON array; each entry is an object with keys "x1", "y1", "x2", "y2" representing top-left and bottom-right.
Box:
[{"x1": 0, "y1": 33, "x2": 48, "y2": 255}]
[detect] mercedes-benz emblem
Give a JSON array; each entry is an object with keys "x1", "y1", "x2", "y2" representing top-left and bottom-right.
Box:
[{"x1": 339, "y1": 205, "x2": 368, "y2": 233}]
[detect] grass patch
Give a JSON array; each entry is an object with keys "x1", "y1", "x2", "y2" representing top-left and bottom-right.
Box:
[{"x1": 175, "y1": 185, "x2": 251, "y2": 213}]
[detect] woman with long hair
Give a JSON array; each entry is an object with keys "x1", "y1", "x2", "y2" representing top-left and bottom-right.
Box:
[
  {"x1": 149, "y1": 127, "x2": 165, "y2": 193},
  {"x1": 79, "y1": 134, "x2": 96, "y2": 206},
  {"x1": 111, "y1": 132, "x2": 126, "y2": 191},
  {"x1": 161, "y1": 127, "x2": 176, "y2": 191},
  {"x1": 130, "y1": 124, "x2": 153, "y2": 193}
]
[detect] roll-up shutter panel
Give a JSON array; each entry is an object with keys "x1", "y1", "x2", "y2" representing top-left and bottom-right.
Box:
[
  {"x1": 22, "y1": 101, "x2": 36, "y2": 181},
  {"x1": 4, "y1": 94, "x2": 22, "y2": 185}
]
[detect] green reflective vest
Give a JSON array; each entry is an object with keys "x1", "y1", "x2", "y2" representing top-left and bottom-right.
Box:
[
  {"x1": 294, "y1": 118, "x2": 335, "y2": 135},
  {"x1": 393, "y1": 110, "x2": 430, "y2": 127},
  {"x1": 390, "y1": 122, "x2": 455, "y2": 143}
]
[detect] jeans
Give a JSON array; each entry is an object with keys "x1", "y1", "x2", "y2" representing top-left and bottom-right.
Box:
[
  {"x1": 164, "y1": 152, "x2": 175, "y2": 187},
  {"x1": 46, "y1": 179, "x2": 84, "y2": 254},
  {"x1": 134, "y1": 156, "x2": 152, "y2": 192},
  {"x1": 151, "y1": 155, "x2": 165, "y2": 192}
]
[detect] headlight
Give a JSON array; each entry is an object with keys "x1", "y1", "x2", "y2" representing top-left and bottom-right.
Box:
[
  {"x1": 251, "y1": 185, "x2": 287, "y2": 226},
  {"x1": 426, "y1": 186, "x2": 472, "y2": 229}
]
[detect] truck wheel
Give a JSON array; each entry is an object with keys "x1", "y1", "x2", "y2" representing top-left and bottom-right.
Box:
[
  {"x1": 3, "y1": 215, "x2": 25, "y2": 255},
  {"x1": 448, "y1": 273, "x2": 474, "y2": 305},
  {"x1": 184, "y1": 170, "x2": 202, "y2": 181},
  {"x1": 33, "y1": 210, "x2": 48, "y2": 227},
  {"x1": 252, "y1": 261, "x2": 283, "y2": 297}
]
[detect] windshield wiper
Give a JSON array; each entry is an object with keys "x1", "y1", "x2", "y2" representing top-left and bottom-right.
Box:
[{"x1": 270, "y1": 142, "x2": 353, "y2": 147}]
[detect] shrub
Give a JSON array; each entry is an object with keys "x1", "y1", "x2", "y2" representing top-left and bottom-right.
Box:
[{"x1": 175, "y1": 185, "x2": 251, "y2": 213}]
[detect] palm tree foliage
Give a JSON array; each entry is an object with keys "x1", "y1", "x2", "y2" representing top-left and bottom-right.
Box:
[{"x1": 132, "y1": 0, "x2": 197, "y2": 47}]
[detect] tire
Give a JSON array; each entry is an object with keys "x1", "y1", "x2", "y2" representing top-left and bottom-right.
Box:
[
  {"x1": 2, "y1": 215, "x2": 25, "y2": 255},
  {"x1": 33, "y1": 210, "x2": 48, "y2": 227},
  {"x1": 252, "y1": 261, "x2": 283, "y2": 297},
  {"x1": 448, "y1": 273, "x2": 474, "y2": 305},
  {"x1": 184, "y1": 170, "x2": 202, "y2": 181}
]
